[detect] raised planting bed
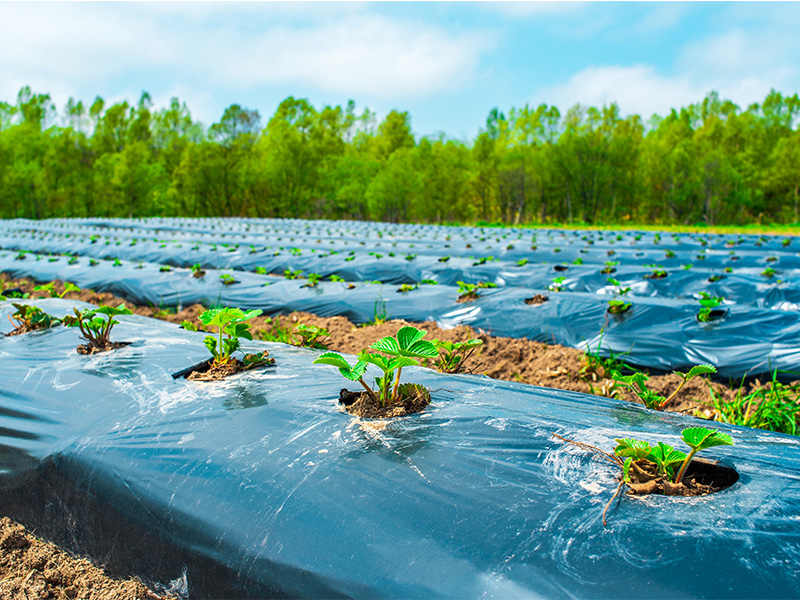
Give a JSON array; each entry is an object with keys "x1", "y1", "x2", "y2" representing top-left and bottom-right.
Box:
[{"x1": 2, "y1": 298, "x2": 800, "y2": 598}]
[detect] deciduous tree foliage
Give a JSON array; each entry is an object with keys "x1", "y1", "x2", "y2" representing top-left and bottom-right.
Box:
[{"x1": 0, "y1": 87, "x2": 798, "y2": 225}]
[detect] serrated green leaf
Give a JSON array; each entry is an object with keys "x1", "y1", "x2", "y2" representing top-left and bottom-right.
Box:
[
  {"x1": 313, "y1": 352, "x2": 352, "y2": 370},
  {"x1": 396, "y1": 326, "x2": 427, "y2": 349},
  {"x1": 685, "y1": 364, "x2": 717, "y2": 379},
  {"x1": 682, "y1": 427, "x2": 734, "y2": 451},
  {"x1": 647, "y1": 442, "x2": 687, "y2": 467},
  {"x1": 371, "y1": 336, "x2": 400, "y2": 354},
  {"x1": 388, "y1": 356, "x2": 419, "y2": 370},
  {"x1": 405, "y1": 339, "x2": 439, "y2": 358},
  {"x1": 613, "y1": 438, "x2": 652, "y2": 460}
]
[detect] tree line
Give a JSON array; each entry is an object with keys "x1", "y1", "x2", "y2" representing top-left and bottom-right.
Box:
[{"x1": 1, "y1": 86, "x2": 799, "y2": 225}]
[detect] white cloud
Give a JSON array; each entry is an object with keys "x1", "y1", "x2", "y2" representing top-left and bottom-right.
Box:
[
  {"x1": 0, "y1": 3, "x2": 491, "y2": 109},
  {"x1": 535, "y1": 64, "x2": 701, "y2": 118}
]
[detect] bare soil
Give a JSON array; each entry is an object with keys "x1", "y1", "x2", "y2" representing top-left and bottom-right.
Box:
[
  {"x1": 0, "y1": 517, "x2": 172, "y2": 600},
  {"x1": 339, "y1": 384, "x2": 431, "y2": 418},
  {"x1": 183, "y1": 354, "x2": 275, "y2": 381},
  {"x1": 76, "y1": 341, "x2": 131, "y2": 355}
]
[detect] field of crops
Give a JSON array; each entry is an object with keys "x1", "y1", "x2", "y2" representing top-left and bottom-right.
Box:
[{"x1": 2, "y1": 217, "x2": 800, "y2": 598}]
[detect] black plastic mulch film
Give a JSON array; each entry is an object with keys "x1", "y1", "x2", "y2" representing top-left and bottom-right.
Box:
[
  {"x1": 2, "y1": 299, "x2": 800, "y2": 599},
  {"x1": 2, "y1": 217, "x2": 800, "y2": 380}
]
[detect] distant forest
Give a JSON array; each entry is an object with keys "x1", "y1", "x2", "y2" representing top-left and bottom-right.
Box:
[{"x1": 1, "y1": 86, "x2": 799, "y2": 226}]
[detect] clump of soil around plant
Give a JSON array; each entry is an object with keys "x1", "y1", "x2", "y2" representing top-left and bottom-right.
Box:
[
  {"x1": 456, "y1": 292, "x2": 479, "y2": 303},
  {"x1": 624, "y1": 458, "x2": 737, "y2": 497},
  {"x1": 184, "y1": 355, "x2": 275, "y2": 381},
  {"x1": 0, "y1": 517, "x2": 171, "y2": 600},
  {"x1": 525, "y1": 294, "x2": 549, "y2": 305},
  {"x1": 76, "y1": 341, "x2": 131, "y2": 355},
  {"x1": 339, "y1": 384, "x2": 430, "y2": 418}
]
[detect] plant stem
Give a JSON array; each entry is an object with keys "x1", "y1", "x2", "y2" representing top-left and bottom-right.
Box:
[
  {"x1": 391, "y1": 367, "x2": 403, "y2": 403},
  {"x1": 674, "y1": 448, "x2": 698, "y2": 484},
  {"x1": 358, "y1": 378, "x2": 380, "y2": 404},
  {"x1": 658, "y1": 377, "x2": 689, "y2": 410}
]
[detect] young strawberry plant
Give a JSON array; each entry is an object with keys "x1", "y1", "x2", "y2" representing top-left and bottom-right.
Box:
[
  {"x1": 555, "y1": 426, "x2": 735, "y2": 526},
  {"x1": 549, "y1": 276, "x2": 566, "y2": 292},
  {"x1": 191, "y1": 263, "x2": 206, "y2": 278},
  {"x1": 6, "y1": 303, "x2": 62, "y2": 335},
  {"x1": 199, "y1": 308, "x2": 270, "y2": 367},
  {"x1": 284, "y1": 269, "x2": 303, "y2": 280},
  {"x1": 33, "y1": 281, "x2": 80, "y2": 298},
  {"x1": 697, "y1": 292, "x2": 725, "y2": 322},
  {"x1": 292, "y1": 324, "x2": 329, "y2": 349},
  {"x1": 456, "y1": 281, "x2": 496, "y2": 301},
  {"x1": 219, "y1": 273, "x2": 239, "y2": 286},
  {"x1": 613, "y1": 364, "x2": 717, "y2": 410},
  {"x1": 606, "y1": 278, "x2": 632, "y2": 314},
  {"x1": 63, "y1": 304, "x2": 133, "y2": 353},
  {"x1": 600, "y1": 261, "x2": 618, "y2": 274},
  {"x1": 643, "y1": 264, "x2": 667, "y2": 279},
  {"x1": 182, "y1": 308, "x2": 274, "y2": 380},
  {"x1": 302, "y1": 273, "x2": 322, "y2": 288},
  {"x1": 313, "y1": 326, "x2": 437, "y2": 417}
]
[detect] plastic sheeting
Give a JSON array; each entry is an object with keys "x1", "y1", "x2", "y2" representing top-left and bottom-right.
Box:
[
  {"x1": 2, "y1": 299, "x2": 800, "y2": 599},
  {"x1": 3, "y1": 251, "x2": 800, "y2": 381},
  {"x1": 2, "y1": 218, "x2": 800, "y2": 303}
]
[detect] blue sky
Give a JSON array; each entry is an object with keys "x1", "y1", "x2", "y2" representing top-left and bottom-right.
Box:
[{"x1": 1, "y1": 1, "x2": 798, "y2": 140}]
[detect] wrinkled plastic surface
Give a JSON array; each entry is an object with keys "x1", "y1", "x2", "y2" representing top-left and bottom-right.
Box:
[
  {"x1": 3, "y1": 251, "x2": 800, "y2": 381},
  {"x1": 2, "y1": 299, "x2": 800, "y2": 598}
]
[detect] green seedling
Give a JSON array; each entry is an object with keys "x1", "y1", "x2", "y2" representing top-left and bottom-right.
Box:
[
  {"x1": 613, "y1": 364, "x2": 717, "y2": 410},
  {"x1": 457, "y1": 281, "x2": 496, "y2": 300},
  {"x1": 302, "y1": 273, "x2": 322, "y2": 288},
  {"x1": 191, "y1": 263, "x2": 206, "y2": 278},
  {"x1": 292, "y1": 324, "x2": 330, "y2": 349},
  {"x1": 398, "y1": 283, "x2": 418, "y2": 293},
  {"x1": 284, "y1": 269, "x2": 303, "y2": 280},
  {"x1": 674, "y1": 427, "x2": 734, "y2": 484},
  {"x1": 681, "y1": 263, "x2": 693, "y2": 270},
  {"x1": 63, "y1": 304, "x2": 132, "y2": 350},
  {"x1": 430, "y1": 338, "x2": 483, "y2": 374},
  {"x1": 329, "y1": 275, "x2": 345, "y2": 283},
  {"x1": 90, "y1": 259, "x2": 99, "y2": 267},
  {"x1": 198, "y1": 307, "x2": 266, "y2": 367},
  {"x1": 573, "y1": 257, "x2": 583, "y2": 266},
  {"x1": 254, "y1": 267, "x2": 267, "y2": 275},
  {"x1": 643, "y1": 264, "x2": 667, "y2": 279},
  {"x1": 219, "y1": 273, "x2": 239, "y2": 285},
  {"x1": 159, "y1": 265, "x2": 172, "y2": 272},
  {"x1": 516, "y1": 258, "x2": 528, "y2": 267},
  {"x1": 439, "y1": 255, "x2": 451, "y2": 262},
  {"x1": 665, "y1": 250, "x2": 676, "y2": 258},
  {"x1": 33, "y1": 281, "x2": 80, "y2": 299},
  {"x1": 762, "y1": 267, "x2": 776, "y2": 278},
  {"x1": 420, "y1": 279, "x2": 438, "y2": 285},
  {"x1": 590, "y1": 426, "x2": 735, "y2": 514},
  {"x1": 697, "y1": 292, "x2": 725, "y2": 322},
  {"x1": 708, "y1": 274, "x2": 724, "y2": 283},
  {"x1": 549, "y1": 276, "x2": 566, "y2": 292},
  {"x1": 315, "y1": 326, "x2": 437, "y2": 405},
  {"x1": 7, "y1": 303, "x2": 62, "y2": 334},
  {"x1": 607, "y1": 300, "x2": 632, "y2": 314},
  {"x1": 112, "y1": 258, "x2": 122, "y2": 267},
  {"x1": 405, "y1": 253, "x2": 417, "y2": 261},
  {"x1": 600, "y1": 261, "x2": 618, "y2": 274}
]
